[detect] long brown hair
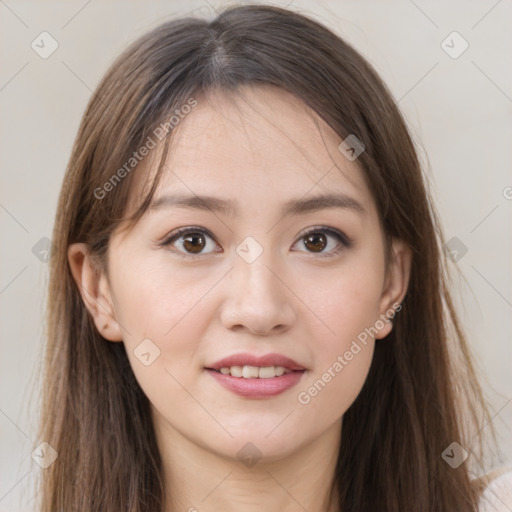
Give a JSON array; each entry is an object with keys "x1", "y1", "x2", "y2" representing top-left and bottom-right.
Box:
[{"x1": 37, "y1": 4, "x2": 499, "y2": 511}]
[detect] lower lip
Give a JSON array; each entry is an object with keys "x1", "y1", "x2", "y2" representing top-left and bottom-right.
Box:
[{"x1": 206, "y1": 369, "x2": 306, "y2": 398}]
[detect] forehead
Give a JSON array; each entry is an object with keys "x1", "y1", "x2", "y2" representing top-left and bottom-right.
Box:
[{"x1": 136, "y1": 86, "x2": 376, "y2": 216}]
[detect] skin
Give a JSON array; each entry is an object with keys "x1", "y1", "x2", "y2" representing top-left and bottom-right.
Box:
[{"x1": 69, "y1": 86, "x2": 411, "y2": 512}]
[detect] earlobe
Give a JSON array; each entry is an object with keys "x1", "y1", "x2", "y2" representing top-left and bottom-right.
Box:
[
  {"x1": 67, "y1": 243, "x2": 124, "y2": 342},
  {"x1": 375, "y1": 239, "x2": 412, "y2": 340}
]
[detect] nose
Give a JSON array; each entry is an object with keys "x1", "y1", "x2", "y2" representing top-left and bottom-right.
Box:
[{"x1": 219, "y1": 254, "x2": 296, "y2": 336}]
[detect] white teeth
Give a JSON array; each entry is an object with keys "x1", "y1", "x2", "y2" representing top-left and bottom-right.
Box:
[
  {"x1": 217, "y1": 365, "x2": 292, "y2": 378},
  {"x1": 258, "y1": 366, "x2": 276, "y2": 379},
  {"x1": 274, "y1": 366, "x2": 285, "y2": 377},
  {"x1": 230, "y1": 366, "x2": 243, "y2": 378},
  {"x1": 242, "y1": 366, "x2": 260, "y2": 378}
]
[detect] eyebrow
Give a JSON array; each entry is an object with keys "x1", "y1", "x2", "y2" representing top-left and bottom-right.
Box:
[{"x1": 149, "y1": 192, "x2": 366, "y2": 217}]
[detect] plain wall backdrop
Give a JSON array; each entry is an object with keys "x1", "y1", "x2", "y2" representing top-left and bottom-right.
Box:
[{"x1": 1, "y1": 0, "x2": 511, "y2": 510}]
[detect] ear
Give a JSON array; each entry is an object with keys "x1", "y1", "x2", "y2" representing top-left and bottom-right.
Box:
[
  {"x1": 67, "y1": 243, "x2": 123, "y2": 342},
  {"x1": 375, "y1": 238, "x2": 412, "y2": 340}
]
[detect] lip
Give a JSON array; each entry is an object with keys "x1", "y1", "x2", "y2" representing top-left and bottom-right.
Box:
[
  {"x1": 206, "y1": 369, "x2": 306, "y2": 399},
  {"x1": 204, "y1": 352, "x2": 307, "y2": 399},
  {"x1": 206, "y1": 353, "x2": 306, "y2": 371}
]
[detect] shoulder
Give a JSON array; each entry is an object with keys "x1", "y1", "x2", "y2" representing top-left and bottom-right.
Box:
[{"x1": 474, "y1": 467, "x2": 512, "y2": 512}]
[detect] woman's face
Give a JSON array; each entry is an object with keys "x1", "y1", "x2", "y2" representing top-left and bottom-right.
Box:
[{"x1": 81, "y1": 86, "x2": 409, "y2": 462}]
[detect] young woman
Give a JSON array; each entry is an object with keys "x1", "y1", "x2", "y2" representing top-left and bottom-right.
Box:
[{"x1": 37, "y1": 4, "x2": 511, "y2": 511}]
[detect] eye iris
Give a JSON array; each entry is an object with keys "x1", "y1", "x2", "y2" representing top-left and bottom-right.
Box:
[
  {"x1": 183, "y1": 233, "x2": 205, "y2": 253},
  {"x1": 304, "y1": 233, "x2": 327, "y2": 252}
]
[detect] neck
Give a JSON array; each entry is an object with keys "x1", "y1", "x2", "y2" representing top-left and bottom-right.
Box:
[{"x1": 153, "y1": 411, "x2": 342, "y2": 512}]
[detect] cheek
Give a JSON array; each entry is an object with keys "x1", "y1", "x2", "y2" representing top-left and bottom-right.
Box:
[
  {"x1": 305, "y1": 253, "x2": 385, "y2": 350},
  {"x1": 111, "y1": 253, "x2": 217, "y2": 335},
  {"x1": 295, "y1": 338, "x2": 374, "y2": 429},
  {"x1": 294, "y1": 283, "x2": 378, "y2": 430},
  {"x1": 293, "y1": 251, "x2": 384, "y2": 418},
  {"x1": 109, "y1": 258, "x2": 221, "y2": 382}
]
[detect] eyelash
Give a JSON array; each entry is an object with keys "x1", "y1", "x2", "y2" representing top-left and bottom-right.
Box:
[{"x1": 159, "y1": 225, "x2": 352, "y2": 259}]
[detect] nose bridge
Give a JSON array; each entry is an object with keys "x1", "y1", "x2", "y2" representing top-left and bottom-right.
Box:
[
  {"x1": 220, "y1": 244, "x2": 295, "y2": 333},
  {"x1": 235, "y1": 249, "x2": 284, "y2": 307},
  {"x1": 239, "y1": 255, "x2": 277, "y2": 298},
  {"x1": 234, "y1": 234, "x2": 280, "y2": 294}
]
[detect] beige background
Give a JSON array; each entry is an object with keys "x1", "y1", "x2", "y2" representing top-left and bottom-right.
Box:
[{"x1": 1, "y1": 0, "x2": 511, "y2": 509}]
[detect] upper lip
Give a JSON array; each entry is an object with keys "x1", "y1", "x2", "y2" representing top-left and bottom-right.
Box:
[{"x1": 207, "y1": 353, "x2": 306, "y2": 371}]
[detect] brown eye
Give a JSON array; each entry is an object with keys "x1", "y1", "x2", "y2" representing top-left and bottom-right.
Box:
[
  {"x1": 161, "y1": 227, "x2": 220, "y2": 256},
  {"x1": 292, "y1": 226, "x2": 351, "y2": 257},
  {"x1": 182, "y1": 233, "x2": 206, "y2": 253},
  {"x1": 303, "y1": 233, "x2": 327, "y2": 252}
]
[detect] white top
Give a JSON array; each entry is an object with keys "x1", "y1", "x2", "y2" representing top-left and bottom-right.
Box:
[{"x1": 478, "y1": 469, "x2": 512, "y2": 512}]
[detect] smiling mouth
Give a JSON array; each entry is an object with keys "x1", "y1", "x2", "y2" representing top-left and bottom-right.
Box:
[
  {"x1": 205, "y1": 362, "x2": 306, "y2": 398},
  {"x1": 207, "y1": 365, "x2": 304, "y2": 379}
]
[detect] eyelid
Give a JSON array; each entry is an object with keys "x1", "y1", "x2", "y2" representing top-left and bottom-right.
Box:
[
  {"x1": 295, "y1": 225, "x2": 351, "y2": 245},
  {"x1": 292, "y1": 225, "x2": 352, "y2": 257},
  {"x1": 159, "y1": 225, "x2": 215, "y2": 244},
  {"x1": 159, "y1": 226, "x2": 221, "y2": 257}
]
